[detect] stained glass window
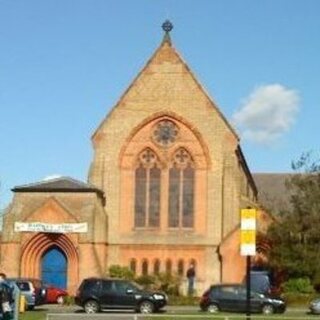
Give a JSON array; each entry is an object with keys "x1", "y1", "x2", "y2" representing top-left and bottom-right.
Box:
[
  {"x1": 168, "y1": 148, "x2": 194, "y2": 228},
  {"x1": 134, "y1": 165, "x2": 146, "y2": 227},
  {"x1": 134, "y1": 149, "x2": 161, "y2": 228},
  {"x1": 149, "y1": 167, "x2": 161, "y2": 227},
  {"x1": 153, "y1": 120, "x2": 178, "y2": 147},
  {"x1": 169, "y1": 167, "x2": 180, "y2": 227},
  {"x1": 183, "y1": 165, "x2": 194, "y2": 227}
]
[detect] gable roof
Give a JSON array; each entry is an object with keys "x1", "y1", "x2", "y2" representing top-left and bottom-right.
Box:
[
  {"x1": 92, "y1": 29, "x2": 239, "y2": 141},
  {"x1": 12, "y1": 176, "x2": 104, "y2": 196}
]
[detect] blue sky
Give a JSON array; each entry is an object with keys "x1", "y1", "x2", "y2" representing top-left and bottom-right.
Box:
[{"x1": 0, "y1": 0, "x2": 319, "y2": 208}]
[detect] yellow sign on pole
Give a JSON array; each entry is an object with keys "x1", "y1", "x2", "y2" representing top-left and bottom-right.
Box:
[{"x1": 240, "y1": 208, "x2": 256, "y2": 256}]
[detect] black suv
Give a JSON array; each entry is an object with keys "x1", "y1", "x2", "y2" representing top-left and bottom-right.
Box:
[
  {"x1": 75, "y1": 278, "x2": 167, "y2": 314},
  {"x1": 200, "y1": 284, "x2": 286, "y2": 314}
]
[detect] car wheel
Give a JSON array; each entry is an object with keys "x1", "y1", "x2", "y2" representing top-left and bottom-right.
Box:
[
  {"x1": 262, "y1": 304, "x2": 274, "y2": 315},
  {"x1": 56, "y1": 295, "x2": 65, "y2": 305},
  {"x1": 84, "y1": 300, "x2": 100, "y2": 314},
  {"x1": 139, "y1": 301, "x2": 155, "y2": 314},
  {"x1": 207, "y1": 303, "x2": 219, "y2": 313}
]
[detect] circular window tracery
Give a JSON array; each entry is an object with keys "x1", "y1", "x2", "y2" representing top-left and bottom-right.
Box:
[{"x1": 152, "y1": 120, "x2": 178, "y2": 147}]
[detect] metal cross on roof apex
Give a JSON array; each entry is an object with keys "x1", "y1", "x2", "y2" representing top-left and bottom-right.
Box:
[{"x1": 162, "y1": 20, "x2": 173, "y2": 33}]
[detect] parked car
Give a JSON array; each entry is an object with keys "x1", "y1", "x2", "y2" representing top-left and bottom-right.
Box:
[
  {"x1": 309, "y1": 298, "x2": 320, "y2": 314},
  {"x1": 75, "y1": 278, "x2": 167, "y2": 314},
  {"x1": 44, "y1": 284, "x2": 68, "y2": 304},
  {"x1": 243, "y1": 270, "x2": 281, "y2": 296},
  {"x1": 7, "y1": 278, "x2": 47, "y2": 310},
  {"x1": 200, "y1": 284, "x2": 286, "y2": 314}
]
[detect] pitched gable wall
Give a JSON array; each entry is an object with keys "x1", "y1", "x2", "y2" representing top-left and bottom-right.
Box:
[{"x1": 89, "y1": 40, "x2": 244, "y2": 247}]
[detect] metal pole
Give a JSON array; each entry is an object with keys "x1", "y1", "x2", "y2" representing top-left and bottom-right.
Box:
[
  {"x1": 246, "y1": 255, "x2": 251, "y2": 320},
  {"x1": 13, "y1": 283, "x2": 20, "y2": 320}
]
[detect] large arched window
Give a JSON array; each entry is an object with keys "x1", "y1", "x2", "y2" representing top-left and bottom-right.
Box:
[
  {"x1": 169, "y1": 148, "x2": 194, "y2": 228},
  {"x1": 134, "y1": 149, "x2": 161, "y2": 228}
]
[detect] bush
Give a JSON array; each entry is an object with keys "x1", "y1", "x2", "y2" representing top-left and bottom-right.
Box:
[
  {"x1": 135, "y1": 275, "x2": 156, "y2": 289},
  {"x1": 155, "y1": 272, "x2": 181, "y2": 296},
  {"x1": 282, "y1": 277, "x2": 315, "y2": 294},
  {"x1": 282, "y1": 292, "x2": 319, "y2": 306},
  {"x1": 167, "y1": 295, "x2": 199, "y2": 306},
  {"x1": 107, "y1": 265, "x2": 134, "y2": 280},
  {"x1": 63, "y1": 295, "x2": 75, "y2": 305}
]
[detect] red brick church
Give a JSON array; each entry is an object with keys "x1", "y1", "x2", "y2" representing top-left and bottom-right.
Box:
[{"x1": 0, "y1": 22, "x2": 271, "y2": 295}]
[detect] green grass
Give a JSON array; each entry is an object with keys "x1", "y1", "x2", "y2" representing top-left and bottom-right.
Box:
[
  {"x1": 19, "y1": 311, "x2": 46, "y2": 320},
  {"x1": 16, "y1": 310, "x2": 320, "y2": 320}
]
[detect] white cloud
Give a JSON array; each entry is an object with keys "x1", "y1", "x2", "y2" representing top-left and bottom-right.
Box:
[
  {"x1": 232, "y1": 84, "x2": 300, "y2": 145},
  {"x1": 42, "y1": 174, "x2": 63, "y2": 181}
]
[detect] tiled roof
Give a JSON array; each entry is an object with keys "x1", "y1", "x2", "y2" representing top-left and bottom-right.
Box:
[
  {"x1": 253, "y1": 173, "x2": 294, "y2": 214},
  {"x1": 12, "y1": 177, "x2": 104, "y2": 196}
]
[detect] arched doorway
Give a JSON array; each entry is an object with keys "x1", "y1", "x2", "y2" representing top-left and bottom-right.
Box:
[
  {"x1": 41, "y1": 246, "x2": 67, "y2": 289},
  {"x1": 21, "y1": 233, "x2": 79, "y2": 294}
]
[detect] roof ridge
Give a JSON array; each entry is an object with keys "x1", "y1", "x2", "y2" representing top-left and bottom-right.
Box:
[{"x1": 12, "y1": 176, "x2": 103, "y2": 195}]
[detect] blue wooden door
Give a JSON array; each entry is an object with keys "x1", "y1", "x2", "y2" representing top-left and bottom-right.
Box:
[{"x1": 41, "y1": 246, "x2": 67, "y2": 289}]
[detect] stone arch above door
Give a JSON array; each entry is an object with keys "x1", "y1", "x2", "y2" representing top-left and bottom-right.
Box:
[{"x1": 20, "y1": 232, "x2": 79, "y2": 294}]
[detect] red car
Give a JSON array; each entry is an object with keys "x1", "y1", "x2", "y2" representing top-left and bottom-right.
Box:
[{"x1": 44, "y1": 284, "x2": 68, "y2": 304}]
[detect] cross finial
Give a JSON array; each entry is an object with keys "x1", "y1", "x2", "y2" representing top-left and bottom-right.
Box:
[
  {"x1": 162, "y1": 20, "x2": 173, "y2": 33},
  {"x1": 161, "y1": 20, "x2": 173, "y2": 44}
]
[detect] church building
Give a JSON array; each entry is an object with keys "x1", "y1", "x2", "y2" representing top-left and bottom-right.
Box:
[{"x1": 0, "y1": 22, "x2": 268, "y2": 295}]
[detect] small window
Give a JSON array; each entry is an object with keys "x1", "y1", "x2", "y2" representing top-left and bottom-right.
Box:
[
  {"x1": 177, "y1": 259, "x2": 184, "y2": 276},
  {"x1": 165, "y1": 259, "x2": 172, "y2": 275},
  {"x1": 142, "y1": 259, "x2": 148, "y2": 275},
  {"x1": 154, "y1": 259, "x2": 161, "y2": 275},
  {"x1": 130, "y1": 259, "x2": 137, "y2": 274}
]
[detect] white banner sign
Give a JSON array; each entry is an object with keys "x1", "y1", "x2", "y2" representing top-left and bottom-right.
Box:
[{"x1": 14, "y1": 222, "x2": 88, "y2": 234}]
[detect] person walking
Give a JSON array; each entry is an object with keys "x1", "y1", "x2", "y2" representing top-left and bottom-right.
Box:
[
  {"x1": 0, "y1": 273, "x2": 13, "y2": 320},
  {"x1": 186, "y1": 263, "x2": 196, "y2": 296}
]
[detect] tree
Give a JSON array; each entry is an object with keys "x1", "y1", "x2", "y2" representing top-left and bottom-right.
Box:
[
  {"x1": 107, "y1": 265, "x2": 134, "y2": 280},
  {"x1": 267, "y1": 152, "x2": 320, "y2": 286}
]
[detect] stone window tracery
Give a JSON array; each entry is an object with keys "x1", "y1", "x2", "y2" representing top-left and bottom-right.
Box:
[{"x1": 152, "y1": 120, "x2": 178, "y2": 147}]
